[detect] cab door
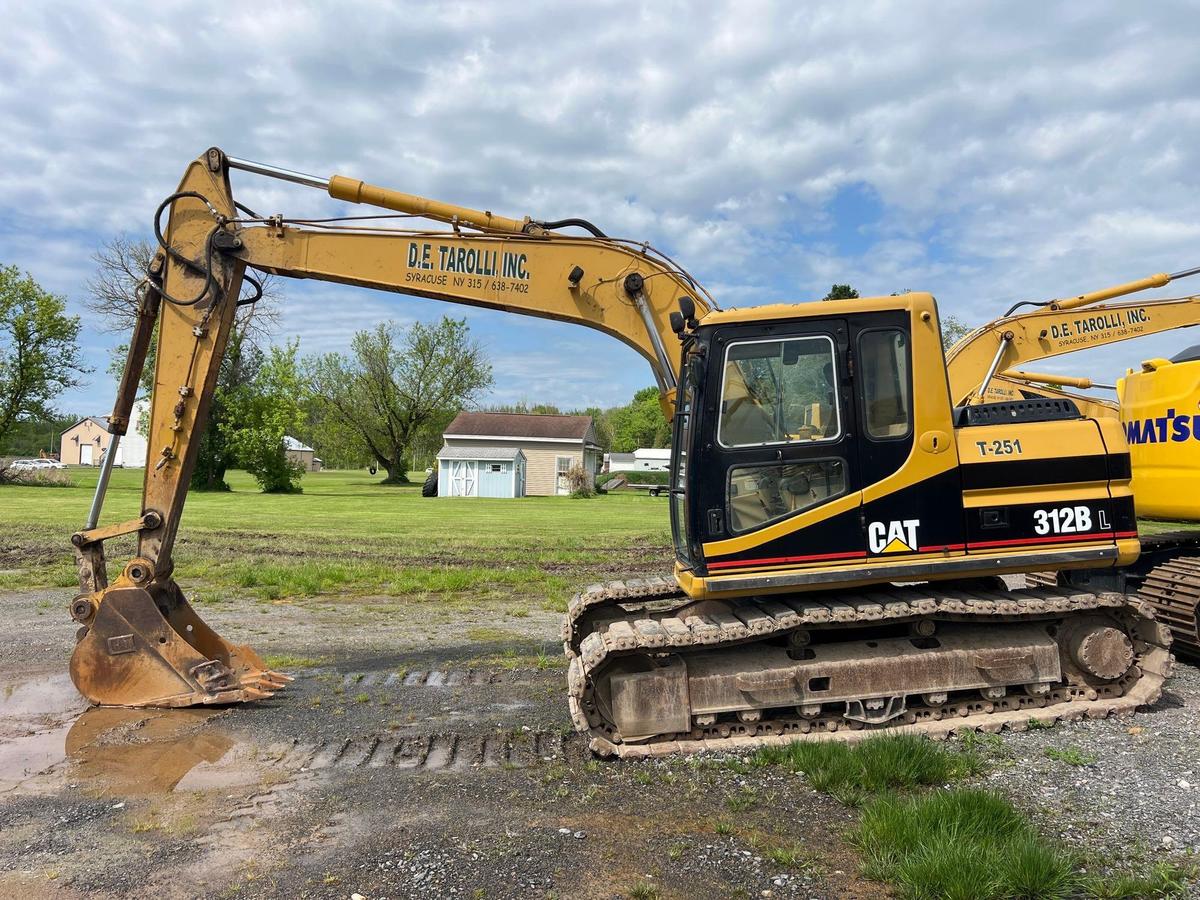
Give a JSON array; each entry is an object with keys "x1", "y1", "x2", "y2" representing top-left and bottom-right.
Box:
[
  {"x1": 852, "y1": 311, "x2": 966, "y2": 559},
  {"x1": 696, "y1": 318, "x2": 864, "y2": 572}
]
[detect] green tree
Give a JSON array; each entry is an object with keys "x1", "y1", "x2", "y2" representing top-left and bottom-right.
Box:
[
  {"x1": 604, "y1": 386, "x2": 670, "y2": 453},
  {"x1": 305, "y1": 317, "x2": 492, "y2": 484},
  {"x1": 181, "y1": 330, "x2": 268, "y2": 491},
  {"x1": 822, "y1": 284, "x2": 860, "y2": 301},
  {"x1": 939, "y1": 313, "x2": 973, "y2": 350},
  {"x1": 0, "y1": 265, "x2": 89, "y2": 448},
  {"x1": 299, "y1": 394, "x2": 371, "y2": 470},
  {"x1": 225, "y1": 341, "x2": 305, "y2": 493}
]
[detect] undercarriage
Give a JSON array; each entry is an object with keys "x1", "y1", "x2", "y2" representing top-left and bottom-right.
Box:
[{"x1": 563, "y1": 578, "x2": 1172, "y2": 757}]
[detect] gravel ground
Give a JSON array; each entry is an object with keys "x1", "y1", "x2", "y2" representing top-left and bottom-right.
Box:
[
  {"x1": 2, "y1": 585, "x2": 1199, "y2": 897},
  {"x1": 977, "y1": 661, "x2": 1200, "y2": 865}
]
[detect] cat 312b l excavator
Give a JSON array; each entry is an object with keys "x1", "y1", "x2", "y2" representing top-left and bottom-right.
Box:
[{"x1": 69, "y1": 148, "x2": 1178, "y2": 757}]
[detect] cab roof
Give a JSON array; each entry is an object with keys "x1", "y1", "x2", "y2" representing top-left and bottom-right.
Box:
[{"x1": 698, "y1": 292, "x2": 936, "y2": 327}]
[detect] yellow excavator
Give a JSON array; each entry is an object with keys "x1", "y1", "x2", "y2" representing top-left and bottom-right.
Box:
[{"x1": 71, "y1": 148, "x2": 1184, "y2": 757}]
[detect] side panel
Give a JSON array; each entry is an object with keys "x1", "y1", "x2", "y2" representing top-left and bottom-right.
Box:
[
  {"x1": 855, "y1": 312, "x2": 965, "y2": 558},
  {"x1": 957, "y1": 418, "x2": 1135, "y2": 555},
  {"x1": 477, "y1": 461, "x2": 513, "y2": 498}
]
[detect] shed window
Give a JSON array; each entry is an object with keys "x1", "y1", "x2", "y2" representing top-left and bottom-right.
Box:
[{"x1": 490, "y1": 463, "x2": 502, "y2": 473}]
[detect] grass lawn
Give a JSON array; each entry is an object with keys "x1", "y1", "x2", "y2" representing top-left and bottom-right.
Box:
[
  {"x1": 0, "y1": 468, "x2": 671, "y2": 608},
  {"x1": 3, "y1": 466, "x2": 1189, "y2": 609}
]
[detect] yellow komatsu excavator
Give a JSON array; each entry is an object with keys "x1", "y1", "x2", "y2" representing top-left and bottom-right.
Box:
[
  {"x1": 942, "y1": 273, "x2": 1200, "y2": 655},
  {"x1": 70, "y1": 148, "x2": 1181, "y2": 756}
]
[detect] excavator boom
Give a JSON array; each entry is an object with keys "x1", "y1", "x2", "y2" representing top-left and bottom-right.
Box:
[
  {"x1": 946, "y1": 287, "x2": 1200, "y2": 407},
  {"x1": 70, "y1": 148, "x2": 712, "y2": 708}
]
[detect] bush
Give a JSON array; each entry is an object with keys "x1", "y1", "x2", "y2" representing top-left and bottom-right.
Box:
[
  {"x1": 566, "y1": 465, "x2": 594, "y2": 499},
  {"x1": 622, "y1": 469, "x2": 670, "y2": 486},
  {"x1": 231, "y1": 432, "x2": 305, "y2": 493},
  {"x1": 855, "y1": 789, "x2": 1080, "y2": 899},
  {"x1": 752, "y1": 734, "x2": 982, "y2": 805}
]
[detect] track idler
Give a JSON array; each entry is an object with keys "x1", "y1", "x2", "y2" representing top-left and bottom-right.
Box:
[{"x1": 68, "y1": 563, "x2": 290, "y2": 707}]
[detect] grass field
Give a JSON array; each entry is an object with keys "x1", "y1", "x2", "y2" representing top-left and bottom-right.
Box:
[
  {"x1": 0, "y1": 468, "x2": 672, "y2": 608},
  {"x1": 1, "y1": 466, "x2": 1186, "y2": 607}
]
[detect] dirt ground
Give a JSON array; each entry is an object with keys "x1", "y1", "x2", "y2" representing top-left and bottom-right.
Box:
[
  {"x1": 4, "y1": 581, "x2": 1200, "y2": 899},
  {"x1": 0, "y1": 586, "x2": 885, "y2": 900}
]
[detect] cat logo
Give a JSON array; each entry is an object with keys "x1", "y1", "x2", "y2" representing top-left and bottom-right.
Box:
[{"x1": 868, "y1": 519, "x2": 920, "y2": 554}]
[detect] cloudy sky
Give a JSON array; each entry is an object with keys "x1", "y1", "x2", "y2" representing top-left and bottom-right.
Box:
[{"x1": 3, "y1": 1, "x2": 1199, "y2": 416}]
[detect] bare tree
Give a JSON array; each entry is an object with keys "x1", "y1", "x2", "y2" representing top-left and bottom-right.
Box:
[{"x1": 86, "y1": 234, "x2": 281, "y2": 342}]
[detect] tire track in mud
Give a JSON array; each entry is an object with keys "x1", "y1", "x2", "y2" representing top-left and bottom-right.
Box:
[
  {"x1": 288, "y1": 729, "x2": 568, "y2": 773},
  {"x1": 178, "y1": 727, "x2": 570, "y2": 888},
  {"x1": 337, "y1": 668, "x2": 533, "y2": 688}
]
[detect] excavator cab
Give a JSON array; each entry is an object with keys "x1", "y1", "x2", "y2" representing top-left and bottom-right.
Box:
[
  {"x1": 671, "y1": 298, "x2": 969, "y2": 597},
  {"x1": 669, "y1": 294, "x2": 1140, "y2": 603}
]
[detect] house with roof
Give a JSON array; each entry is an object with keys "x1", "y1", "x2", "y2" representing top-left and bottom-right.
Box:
[
  {"x1": 283, "y1": 436, "x2": 323, "y2": 472},
  {"x1": 606, "y1": 447, "x2": 671, "y2": 473},
  {"x1": 436, "y1": 411, "x2": 601, "y2": 497},
  {"x1": 59, "y1": 400, "x2": 149, "y2": 467}
]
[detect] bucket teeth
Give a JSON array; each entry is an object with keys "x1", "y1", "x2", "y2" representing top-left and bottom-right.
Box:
[{"x1": 238, "y1": 685, "x2": 276, "y2": 702}]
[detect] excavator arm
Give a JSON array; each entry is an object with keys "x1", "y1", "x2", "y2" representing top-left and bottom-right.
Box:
[
  {"x1": 69, "y1": 148, "x2": 712, "y2": 708},
  {"x1": 945, "y1": 271, "x2": 1200, "y2": 408}
]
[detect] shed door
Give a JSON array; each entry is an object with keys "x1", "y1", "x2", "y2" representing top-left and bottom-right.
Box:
[
  {"x1": 80, "y1": 443, "x2": 93, "y2": 466},
  {"x1": 450, "y1": 460, "x2": 477, "y2": 497}
]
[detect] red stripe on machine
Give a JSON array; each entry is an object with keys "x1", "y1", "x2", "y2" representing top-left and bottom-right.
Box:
[
  {"x1": 966, "y1": 532, "x2": 1115, "y2": 550},
  {"x1": 707, "y1": 549, "x2": 867, "y2": 570}
]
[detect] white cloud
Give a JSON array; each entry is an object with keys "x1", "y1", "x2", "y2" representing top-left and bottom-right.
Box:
[{"x1": 2, "y1": 1, "x2": 1200, "y2": 416}]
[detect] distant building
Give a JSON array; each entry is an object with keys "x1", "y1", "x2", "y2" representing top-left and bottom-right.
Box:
[
  {"x1": 606, "y1": 447, "x2": 671, "y2": 473},
  {"x1": 605, "y1": 452, "x2": 634, "y2": 472},
  {"x1": 438, "y1": 411, "x2": 601, "y2": 497},
  {"x1": 60, "y1": 417, "x2": 109, "y2": 466},
  {"x1": 437, "y1": 445, "x2": 526, "y2": 498},
  {"x1": 121, "y1": 399, "x2": 150, "y2": 467},
  {"x1": 284, "y1": 436, "x2": 323, "y2": 472},
  {"x1": 59, "y1": 400, "x2": 150, "y2": 467}
]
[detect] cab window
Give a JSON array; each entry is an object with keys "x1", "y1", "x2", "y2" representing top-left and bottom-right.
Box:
[
  {"x1": 728, "y1": 459, "x2": 846, "y2": 533},
  {"x1": 859, "y1": 329, "x2": 911, "y2": 440},
  {"x1": 718, "y1": 336, "x2": 840, "y2": 448}
]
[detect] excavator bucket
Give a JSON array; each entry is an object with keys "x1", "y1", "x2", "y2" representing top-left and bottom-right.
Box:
[{"x1": 70, "y1": 583, "x2": 292, "y2": 708}]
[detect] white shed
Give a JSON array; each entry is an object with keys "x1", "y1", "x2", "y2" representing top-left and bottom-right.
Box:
[
  {"x1": 632, "y1": 448, "x2": 671, "y2": 471},
  {"x1": 437, "y1": 446, "x2": 526, "y2": 498}
]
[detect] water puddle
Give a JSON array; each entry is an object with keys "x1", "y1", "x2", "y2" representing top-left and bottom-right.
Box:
[
  {"x1": 0, "y1": 673, "x2": 273, "y2": 796},
  {"x1": 0, "y1": 673, "x2": 87, "y2": 738}
]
